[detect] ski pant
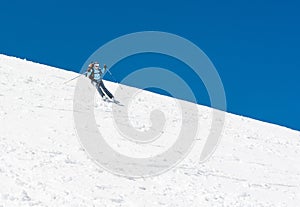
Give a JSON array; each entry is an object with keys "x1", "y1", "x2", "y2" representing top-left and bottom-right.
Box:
[{"x1": 93, "y1": 80, "x2": 114, "y2": 99}]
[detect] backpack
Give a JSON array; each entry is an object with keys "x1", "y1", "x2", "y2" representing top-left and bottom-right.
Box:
[{"x1": 87, "y1": 63, "x2": 95, "y2": 80}]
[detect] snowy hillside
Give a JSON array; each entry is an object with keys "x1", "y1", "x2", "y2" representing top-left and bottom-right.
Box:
[{"x1": 0, "y1": 54, "x2": 300, "y2": 207}]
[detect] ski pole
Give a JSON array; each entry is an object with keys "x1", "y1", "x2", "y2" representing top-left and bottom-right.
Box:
[
  {"x1": 106, "y1": 69, "x2": 123, "y2": 90},
  {"x1": 63, "y1": 72, "x2": 87, "y2": 84}
]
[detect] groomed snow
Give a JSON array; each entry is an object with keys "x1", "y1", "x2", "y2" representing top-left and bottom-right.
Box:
[{"x1": 0, "y1": 54, "x2": 299, "y2": 207}]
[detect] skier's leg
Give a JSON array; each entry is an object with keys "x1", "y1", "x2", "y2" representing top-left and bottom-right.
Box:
[
  {"x1": 95, "y1": 82, "x2": 105, "y2": 98},
  {"x1": 99, "y1": 80, "x2": 114, "y2": 99}
]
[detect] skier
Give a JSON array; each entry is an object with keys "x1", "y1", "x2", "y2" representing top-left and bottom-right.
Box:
[{"x1": 86, "y1": 61, "x2": 115, "y2": 101}]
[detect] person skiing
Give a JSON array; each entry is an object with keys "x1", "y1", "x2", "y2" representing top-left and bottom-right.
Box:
[{"x1": 86, "y1": 61, "x2": 115, "y2": 101}]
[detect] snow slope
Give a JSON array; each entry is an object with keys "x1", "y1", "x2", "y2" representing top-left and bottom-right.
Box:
[{"x1": 0, "y1": 54, "x2": 300, "y2": 207}]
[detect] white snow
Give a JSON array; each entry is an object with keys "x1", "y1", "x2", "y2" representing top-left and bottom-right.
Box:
[{"x1": 0, "y1": 54, "x2": 300, "y2": 207}]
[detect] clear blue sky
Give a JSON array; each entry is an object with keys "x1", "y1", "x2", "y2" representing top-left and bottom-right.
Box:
[{"x1": 1, "y1": 0, "x2": 299, "y2": 130}]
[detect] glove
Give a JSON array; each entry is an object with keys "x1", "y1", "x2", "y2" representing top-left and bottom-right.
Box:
[{"x1": 104, "y1": 64, "x2": 107, "y2": 69}]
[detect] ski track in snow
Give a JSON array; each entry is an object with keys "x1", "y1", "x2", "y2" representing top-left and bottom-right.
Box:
[{"x1": 0, "y1": 54, "x2": 300, "y2": 207}]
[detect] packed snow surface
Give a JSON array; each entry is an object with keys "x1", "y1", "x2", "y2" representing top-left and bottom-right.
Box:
[{"x1": 0, "y1": 54, "x2": 300, "y2": 206}]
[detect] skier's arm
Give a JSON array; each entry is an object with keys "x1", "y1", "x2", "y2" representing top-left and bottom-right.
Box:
[
  {"x1": 84, "y1": 71, "x2": 89, "y2": 77},
  {"x1": 86, "y1": 70, "x2": 90, "y2": 77},
  {"x1": 101, "y1": 64, "x2": 108, "y2": 74},
  {"x1": 86, "y1": 63, "x2": 94, "y2": 77}
]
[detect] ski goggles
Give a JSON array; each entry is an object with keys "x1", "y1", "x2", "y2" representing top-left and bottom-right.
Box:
[{"x1": 94, "y1": 64, "x2": 100, "y2": 68}]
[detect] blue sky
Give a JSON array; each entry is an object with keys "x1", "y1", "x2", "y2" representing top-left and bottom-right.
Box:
[{"x1": 1, "y1": 0, "x2": 299, "y2": 130}]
